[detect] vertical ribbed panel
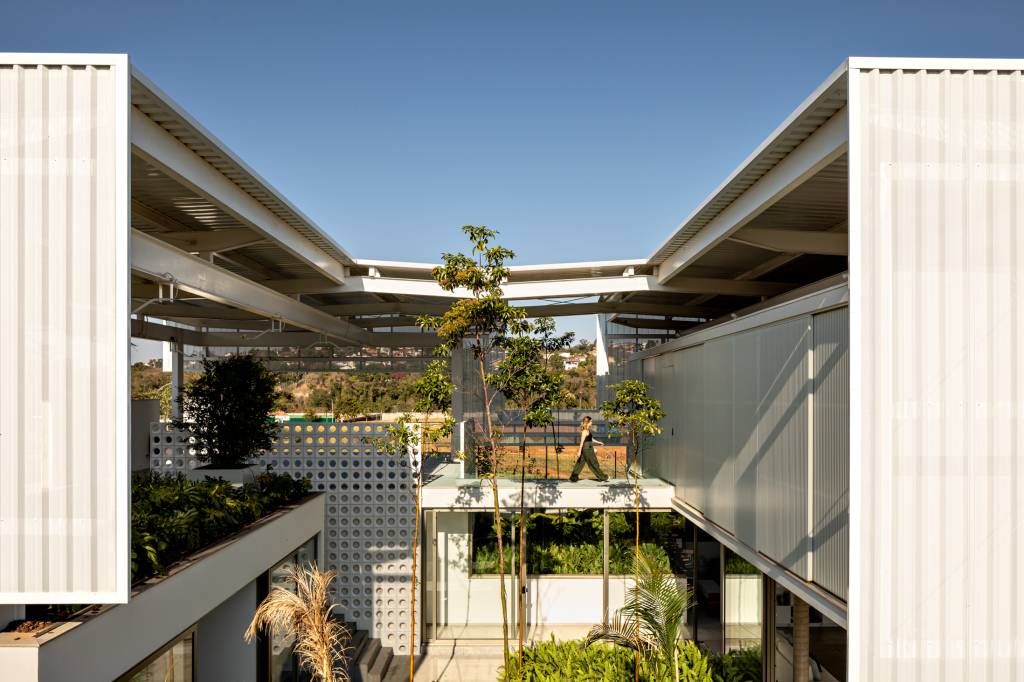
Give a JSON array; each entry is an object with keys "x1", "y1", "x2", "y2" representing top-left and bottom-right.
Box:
[
  {"x1": 732, "y1": 330, "x2": 759, "y2": 547},
  {"x1": 679, "y1": 346, "x2": 705, "y2": 510},
  {"x1": 812, "y1": 308, "x2": 849, "y2": 600},
  {"x1": 754, "y1": 317, "x2": 811, "y2": 579},
  {"x1": 0, "y1": 58, "x2": 129, "y2": 602},
  {"x1": 703, "y1": 337, "x2": 736, "y2": 530},
  {"x1": 853, "y1": 67, "x2": 1024, "y2": 681}
]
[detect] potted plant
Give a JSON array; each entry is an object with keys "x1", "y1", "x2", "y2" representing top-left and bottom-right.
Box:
[{"x1": 173, "y1": 355, "x2": 280, "y2": 484}]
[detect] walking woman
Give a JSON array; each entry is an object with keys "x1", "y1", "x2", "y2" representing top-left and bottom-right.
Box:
[{"x1": 569, "y1": 416, "x2": 609, "y2": 482}]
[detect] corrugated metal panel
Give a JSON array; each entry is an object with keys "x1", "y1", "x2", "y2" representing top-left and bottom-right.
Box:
[
  {"x1": 641, "y1": 356, "x2": 661, "y2": 477},
  {"x1": 703, "y1": 337, "x2": 736, "y2": 530},
  {"x1": 812, "y1": 308, "x2": 849, "y2": 600},
  {"x1": 732, "y1": 330, "x2": 759, "y2": 547},
  {"x1": 679, "y1": 346, "x2": 705, "y2": 511},
  {"x1": 852, "y1": 67, "x2": 1024, "y2": 681},
  {"x1": 755, "y1": 318, "x2": 811, "y2": 579},
  {"x1": 0, "y1": 58, "x2": 129, "y2": 602}
]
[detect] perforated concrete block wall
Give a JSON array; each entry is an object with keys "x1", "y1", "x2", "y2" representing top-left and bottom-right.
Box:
[{"x1": 149, "y1": 421, "x2": 420, "y2": 654}]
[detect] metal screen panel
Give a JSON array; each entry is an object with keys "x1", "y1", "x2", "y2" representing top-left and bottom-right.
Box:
[
  {"x1": 812, "y1": 307, "x2": 849, "y2": 600},
  {"x1": 0, "y1": 56, "x2": 130, "y2": 603},
  {"x1": 150, "y1": 421, "x2": 419, "y2": 656},
  {"x1": 852, "y1": 65, "x2": 1024, "y2": 681}
]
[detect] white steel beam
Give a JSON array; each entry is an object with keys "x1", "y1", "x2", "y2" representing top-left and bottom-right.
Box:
[
  {"x1": 131, "y1": 230, "x2": 367, "y2": 344},
  {"x1": 131, "y1": 108, "x2": 347, "y2": 283},
  {"x1": 158, "y1": 229, "x2": 266, "y2": 253},
  {"x1": 332, "y1": 274, "x2": 792, "y2": 299},
  {"x1": 319, "y1": 301, "x2": 725, "y2": 318},
  {"x1": 130, "y1": 319, "x2": 438, "y2": 348},
  {"x1": 729, "y1": 228, "x2": 848, "y2": 256},
  {"x1": 657, "y1": 107, "x2": 849, "y2": 284}
]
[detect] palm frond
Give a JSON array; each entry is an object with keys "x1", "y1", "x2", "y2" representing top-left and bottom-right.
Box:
[
  {"x1": 585, "y1": 546, "x2": 695, "y2": 671},
  {"x1": 245, "y1": 562, "x2": 350, "y2": 682}
]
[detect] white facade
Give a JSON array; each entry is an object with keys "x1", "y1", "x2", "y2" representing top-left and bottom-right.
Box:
[
  {"x1": 3, "y1": 52, "x2": 1024, "y2": 679},
  {"x1": 0, "y1": 55, "x2": 130, "y2": 603},
  {"x1": 849, "y1": 63, "x2": 1024, "y2": 681}
]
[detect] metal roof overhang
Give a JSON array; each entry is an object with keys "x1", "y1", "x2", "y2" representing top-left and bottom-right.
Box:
[{"x1": 129, "y1": 61, "x2": 860, "y2": 345}]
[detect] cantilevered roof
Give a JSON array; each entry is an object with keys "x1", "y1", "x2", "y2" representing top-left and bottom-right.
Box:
[
  {"x1": 128, "y1": 58, "x2": 864, "y2": 344},
  {"x1": 646, "y1": 62, "x2": 849, "y2": 266},
  {"x1": 131, "y1": 68, "x2": 356, "y2": 267}
]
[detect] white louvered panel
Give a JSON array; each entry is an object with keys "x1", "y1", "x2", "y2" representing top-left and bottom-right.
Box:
[{"x1": 0, "y1": 56, "x2": 129, "y2": 603}]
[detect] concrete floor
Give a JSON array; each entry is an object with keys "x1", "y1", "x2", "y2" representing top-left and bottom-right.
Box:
[{"x1": 415, "y1": 645, "x2": 505, "y2": 682}]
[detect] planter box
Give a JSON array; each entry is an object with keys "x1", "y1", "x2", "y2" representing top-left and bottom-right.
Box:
[{"x1": 0, "y1": 494, "x2": 324, "y2": 682}]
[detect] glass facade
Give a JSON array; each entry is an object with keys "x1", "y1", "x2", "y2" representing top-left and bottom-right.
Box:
[
  {"x1": 264, "y1": 537, "x2": 319, "y2": 682},
  {"x1": 121, "y1": 630, "x2": 195, "y2": 682},
  {"x1": 426, "y1": 510, "x2": 691, "y2": 642},
  {"x1": 770, "y1": 583, "x2": 846, "y2": 682}
]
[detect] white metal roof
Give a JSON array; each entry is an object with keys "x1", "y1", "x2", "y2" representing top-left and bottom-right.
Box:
[{"x1": 133, "y1": 57, "x2": 1001, "y2": 342}]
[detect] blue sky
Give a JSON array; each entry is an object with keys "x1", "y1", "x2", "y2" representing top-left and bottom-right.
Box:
[{"x1": 5, "y1": 0, "x2": 1022, "y2": 340}]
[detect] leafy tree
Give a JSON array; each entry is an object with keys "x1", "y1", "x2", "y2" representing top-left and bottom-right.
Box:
[
  {"x1": 173, "y1": 355, "x2": 280, "y2": 467},
  {"x1": 600, "y1": 379, "x2": 666, "y2": 680},
  {"x1": 492, "y1": 316, "x2": 573, "y2": 665},
  {"x1": 417, "y1": 225, "x2": 579, "y2": 668},
  {"x1": 586, "y1": 547, "x2": 695, "y2": 682},
  {"x1": 375, "y1": 358, "x2": 454, "y2": 682},
  {"x1": 332, "y1": 393, "x2": 368, "y2": 421}
]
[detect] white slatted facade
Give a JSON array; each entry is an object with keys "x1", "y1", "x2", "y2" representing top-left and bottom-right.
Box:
[
  {"x1": 850, "y1": 65, "x2": 1024, "y2": 682},
  {"x1": 0, "y1": 55, "x2": 129, "y2": 602},
  {"x1": 634, "y1": 286, "x2": 849, "y2": 602}
]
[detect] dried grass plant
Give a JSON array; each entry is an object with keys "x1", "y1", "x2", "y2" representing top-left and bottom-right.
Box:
[{"x1": 244, "y1": 562, "x2": 351, "y2": 682}]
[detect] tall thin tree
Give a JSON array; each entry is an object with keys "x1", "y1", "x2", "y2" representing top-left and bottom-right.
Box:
[
  {"x1": 600, "y1": 379, "x2": 666, "y2": 682},
  {"x1": 492, "y1": 317, "x2": 572, "y2": 666},
  {"x1": 417, "y1": 225, "x2": 531, "y2": 666}
]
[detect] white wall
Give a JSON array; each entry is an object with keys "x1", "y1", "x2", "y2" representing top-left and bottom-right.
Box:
[
  {"x1": 0, "y1": 54, "x2": 130, "y2": 603},
  {"x1": 434, "y1": 512, "x2": 691, "y2": 633},
  {"x1": 196, "y1": 581, "x2": 258, "y2": 682},
  {"x1": 638, "y1": 286, "x2": 849, "y2": 599},
  {"x1": 850, "y1": 64, "x2": 1024, "y2": 682}
]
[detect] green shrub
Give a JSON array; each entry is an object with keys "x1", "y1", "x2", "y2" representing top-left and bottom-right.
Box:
[
  {"x1": 708, "y1": 645, "x2": 761, "y2": 682},
  {"x1": 131, "y1": 471, "x2": 309, "y2": 584},
  {"x1": 499, "y1": 638, "x2": 723, "y2": 681},
  {"x1": 723, "y1": 554, "x2": 758, "y2": 576},
  {"x1": 173, "y1": 355, "x2": 280, "y2": 466}
]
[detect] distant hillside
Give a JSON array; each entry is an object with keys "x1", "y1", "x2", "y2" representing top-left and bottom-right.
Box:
[{"x1": 131, "y1": 343, "x2": 598, "y2": 418}]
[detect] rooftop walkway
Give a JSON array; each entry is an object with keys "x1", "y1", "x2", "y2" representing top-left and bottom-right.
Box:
[{"x1": 421, "y1": 467, "x2": 674, "y2": 511}]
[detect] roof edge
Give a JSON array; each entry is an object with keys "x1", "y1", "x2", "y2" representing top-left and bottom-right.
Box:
[
  {"x1": 645, "y1": 59, "x2": 850, "y2": 264},
  {"x1": 130, "y1": 65, "x2": 357, "y2": 266}
]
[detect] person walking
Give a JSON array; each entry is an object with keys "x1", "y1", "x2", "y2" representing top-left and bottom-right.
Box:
[{"x1": 569, "y1": 416, "x2": 609, "y2": 482}]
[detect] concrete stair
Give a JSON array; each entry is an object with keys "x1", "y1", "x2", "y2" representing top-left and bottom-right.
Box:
[{"x1": 342, "y1": 620, "x2": 416, "y2": 682}]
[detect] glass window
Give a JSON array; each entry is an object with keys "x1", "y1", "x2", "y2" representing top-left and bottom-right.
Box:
[
  {"x1": 266, "y1": 536, "x2": 318, "y2": 682},
  {"x1": 121, "y1": 630, "x2": 194, "y2": 682},
  {"x1": 430, "y1": 510, "x2": 692, "y2": 642},
  {"x1": 694, "y1": 527, "x2": 723, "y2": 652}
]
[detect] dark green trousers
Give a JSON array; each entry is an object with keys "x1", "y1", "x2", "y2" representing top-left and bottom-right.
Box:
[{"x1": 570, "y1": 443, "x2": 608, "y2": 481}]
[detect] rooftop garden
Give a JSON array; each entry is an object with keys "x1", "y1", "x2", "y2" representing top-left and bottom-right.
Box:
[
  {"x1": 5, "y1": 470, "x2": 311, "y2": 634},
  {"x1": 132, "y1": 470, "x2": 311, "y2": 583}
]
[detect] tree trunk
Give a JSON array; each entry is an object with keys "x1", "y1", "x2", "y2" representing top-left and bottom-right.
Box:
[
  {"x1": 518, "y1": 421, "x2": 528, "y2": 668},
  {"x1": 793, "y1": 595, "x2": 810, "y2": 682},
  {"x1": 478, "y1": 352, "x2": 510, "y2": 664},
  {"x1": 633, "y1": 431, "x2": 641, "y2": 682}
]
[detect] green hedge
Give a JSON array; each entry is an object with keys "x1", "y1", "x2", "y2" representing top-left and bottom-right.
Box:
[
  {"x1": 131, "y1": 471, "x2": 310, "y2": 584},
  {"x1": 472, "y1": 510, "x2": 686, "y2": 575},
  {"x1": 498, "y1": 638, "x2": 761, "y2": 682}
]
